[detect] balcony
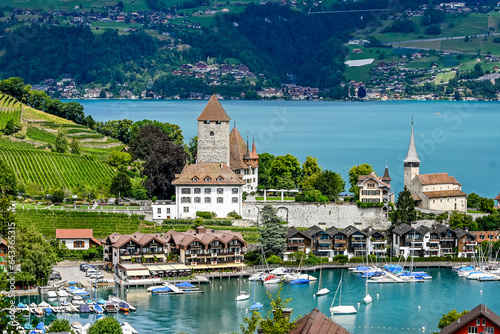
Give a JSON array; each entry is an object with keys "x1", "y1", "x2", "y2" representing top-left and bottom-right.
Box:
[
  {"x1": 317, "y1": 246, "x2": 331, "y2": 250},
  {"x1": 405, "y1": 238, "x2": 423, "y2": 243},
  {"x1": 371, "y1": 240, "x2": 386, "y2": 244},
  {"x1": 190, "y1": 254, "x2": 197, "y2": 258},
  {"x1": 287, "y1": 242, "x2": 305, "y2": 247},
  {"x1": 465, "y1": 241, "x2": 477, "y2": 245},
  {"x1": 440, "y1": 237, "x2": 454, "y2": 242}
]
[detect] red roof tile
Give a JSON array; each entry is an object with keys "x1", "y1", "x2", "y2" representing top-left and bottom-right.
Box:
[
  {"x1": 290, "y1": 308, "x2": 351, "y2": 334},
  {"x1": 172, "y1": 163, "x2": 245, "y2": 185},
  {"x1": 417, "y1": 173, "x2": 461, "y2": 186},
  {"x1": 196, "y1": 95, "x2": 231, "y2": 121},
  {"x1": 56, "y1": 229, "x2": 94, "y2": 239},
  {"x1": 495, "y1": 193, "x2": 500, "y2": 200},
  {"x1": 229, "y1": 127, "x2": 250, "y2": 170},
  {"x1": 423, "y1": 190, "x2": 467, "y2": 198}
]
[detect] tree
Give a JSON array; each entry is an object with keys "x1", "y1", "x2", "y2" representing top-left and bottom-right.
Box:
[
  {"x1": 315, "y1": 170, "x2": 345, "y2": 201},
  {"x1": 0, "y1": 295, "x2": 27, "y2": 332},
  {"x1": 301, "y1": 156, "x2": 321, "y2": 180},
  {"x1": 129, "y1": 124, "x2": 170, "y2": 161},
  {"x1": 241, "y1": 283, "x2": 298, "y2": 334},
  {"x1": 107, "y1": 151, "x2": 131, "y2": 167},
  {"x1": 0, "y1": 196, "x2": 16, "y2": 238},
  {"x1": 269, "y1": 154, "x2": 301, "y2": 189},
  {"x1": 187, "y1": 135, "x2": 197, "y2": 163},
  {"x1": 0, "y1": 77, "x2": 30, "y2": 102},
  {"x1": 348, "y1": 164, "x2": 373, "y2": 199},
  {"x1": 449, "y1": 211, "x2": 477, "y2": 230},
  {"x1": 16, "y1": 225, "x2": 58, "y2": 282},
  {"x1": 357, "y1": 86, "x2": 366, "y2": 98},
  {"x1": 51, "y1": 189, "x2": 65, "y2": 203},
  {"x1": 425, "y1": 25, "x2": 442, "y2": 35},
  {"x1": 454, "y1": 90, "x2": 462, "y2": 101},
  {"x1": 467, "y1": 193, "x2": 481, "y2": 208},
  {"x1": 391, "y1": 186, "x2": 417, "y2": 226},
  {"x1": 88, "y1": 317, "x2": 122, "y2": 334},
  {"x1": 258, "y1": 153, "x2": 275, "y2": 189},
  {"x1": 142, "y1": 139, "x2": 188, "y2": 199},
  {"x1": 54, "y1": 129, "x2": 69, "y2": 154},
  {"x1": 70, "y1": 137, "x2": 81, "y2": 155},
  {"x1": 110, "y1": 171, "x2": 132, "y2": 198},
  {"x1": 0, "y1": 159, "x2": 17, "y2": 195},
  {"x1": 275, "y1": 175, "x2": 295, "y2": 190},
  {"x1": 259, "y1": 205, "x2": 287, "y2": 257},
  {"x1": 3, "y1": 119, "x2": 16, "y2": 135},
  {"x1": 438, "y1": 309, "x2": 469, "y2": 329},
  {"x1": 47, "y1": 319, "x2": 74, "y2": 333}
]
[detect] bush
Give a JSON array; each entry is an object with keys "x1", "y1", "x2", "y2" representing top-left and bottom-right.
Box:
[
  {"x1": 196, "y1": 211, "x2": 216, "y2": 219},
  {"x1": 425, "y1": 25, "x2": 442, "y2": 35},
  {"x1": 356, "y1": 201, "x2": 384, "y2": 208},
  {"x1": 493, "y1": 37, "x2": 500, "y2": 43},
  {"x1": 227, "y1": 211, "x2": 242, "y2": 219}
]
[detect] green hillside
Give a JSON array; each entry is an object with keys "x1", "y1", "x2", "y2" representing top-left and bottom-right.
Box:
[
  {"x1": 0, "y1": 94, "x2": 22, "y2": 128},
  {"x1": 0, "y1": 147, "x2": 116, "y2": 189}
]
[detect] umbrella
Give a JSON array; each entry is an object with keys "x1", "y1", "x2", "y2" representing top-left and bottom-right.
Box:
[
  {"x1": 45, "y1": 308, "x2": 52, "y2": 315},
  {"x1": 18, "y1": 302, "x2": 26, "y2": 308},
  {"x1": 36, "y1": 322, "x2": 45, "y2": 330},
  {"x1": 175, "y1": 282, "x2": 195, "y2": 288},
  {"x1": 151, "y1": 286, "x2": 172, "y2": 293}
]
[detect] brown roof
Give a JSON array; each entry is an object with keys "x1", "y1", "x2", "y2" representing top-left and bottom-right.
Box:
[
  {"x1": 229, "y1": 127, "x2": 250, "y2": 170},
  {"x1": 172, "y1": 163, "x2": 245, "y2": 185},
  {"x1": 412, "y1": 193, "x2": 422, "y2": 201},
  {"x1": 423, "y1": 190, "x2": 467, "y2": 199},
  {"x1": 356, "y1": 172, "x2": 390, "y2": 189},
  {"x1": 105, "y1": 232, "x2": 168, "y2": 249},
  {"x1": 440, "y1": 304, "x2": 500, "y2": 334},
  {"x1": 196, "y1": 95, "x2": 231, "y2": 122},
  {"x1": 56, "y1": 229, "x2": 94, "y2": 239},
  {"x1": 290, "y1": 308, "x2": 351, "y2": 334},
  {"x1": 495, "y1": 193, "x2": 500, "y2": 200},
  {"x1": 416, "y1": 173, "x2": 461, "y2": 186},
  {"x1": 166, "y1": 229, "x2": 246, "y2": 248}
]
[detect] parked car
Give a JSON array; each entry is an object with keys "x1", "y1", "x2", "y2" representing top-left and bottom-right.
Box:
[
  {"x1": 86, "y1": 269, "x2": 100, "y2": 277},
  {"x1": 80, "y1": 263, "x2": 89, "y2": 271},
  {"x1": 89, "y1": 273, "x2": 104, "y2": 280},
  {"x1": 49, "y1": 271, "x2": 62, "y2": 280},
  {"x1": 82, "y1": 264, "x2": 94, "y2": 272}
]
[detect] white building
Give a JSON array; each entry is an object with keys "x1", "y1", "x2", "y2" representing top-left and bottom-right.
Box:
[{"x1": 55, "y1": 229, "x2": 101, "y2": 250}]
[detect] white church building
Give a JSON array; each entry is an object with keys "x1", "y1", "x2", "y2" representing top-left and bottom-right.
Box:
[{"x1": 152, "y1": 95, "x2": 258, "y2": 220}]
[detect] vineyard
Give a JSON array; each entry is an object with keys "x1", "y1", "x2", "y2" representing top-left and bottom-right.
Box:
[
  {"x1": 0, "y1": 93, "x2": 21, "y2": 128},
  {"x1": 16, "y1": 209, "x2": 145, "y2": 238},
  {"x1": 0, "y1": 147, "x2": 116, "y2": 189}
]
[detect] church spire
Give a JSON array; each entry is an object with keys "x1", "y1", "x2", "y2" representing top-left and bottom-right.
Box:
[{"x1": 404, "y1": 117, "x2": 420, "y2": 164}]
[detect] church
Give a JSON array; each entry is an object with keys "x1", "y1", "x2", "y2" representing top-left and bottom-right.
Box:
[
  {"x1": 403, "y1": 120, "x2": 467, "y2": 212},
  {"x1": 152, "y1": 95, "x2": 259, "y2": 220}
]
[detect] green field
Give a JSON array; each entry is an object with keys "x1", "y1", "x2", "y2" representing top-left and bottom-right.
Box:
[
  {"x1": 0, "y1": 0, "x2": 150, "y2": 11},
  {"x1": 26, "y1": 126, "x2": 57, "y2": 144},
  {"x1": 0, "y1": 147, "x2": 116, "y2": 189},
  {"x1": 16, "y1": 209, "x2": 144, "y2": 238},
  {"x1": 0, "y1": 94, "x2": 22, "y2": 128}
]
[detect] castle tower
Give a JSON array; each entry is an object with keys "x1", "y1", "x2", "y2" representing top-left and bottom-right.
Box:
[
  {"x1": 381, "y1": 165, "x2": 392, "y2": 186},
  {"x1": 196, "y1": 95, "x2": 231, "y2": 165},
  {"x1": 403, "y1": 119, "x2": 420, "y2": 188}
]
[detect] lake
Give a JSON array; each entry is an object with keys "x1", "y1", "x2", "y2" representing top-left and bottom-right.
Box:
[
  {"x1": 76, "y1": 99, "x2": 500, "y2": 199},
  {"x1": 22, "y1": 268, "x2": 500, "y2": 333}
]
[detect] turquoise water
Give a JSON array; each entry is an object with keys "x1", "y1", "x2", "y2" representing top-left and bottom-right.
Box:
[
  {"x1": 20, "y1": 268, "x2": 500, "y2": 333},
  {"x1": 77, "y1": 100, "x2": 500, "y2": 198}
]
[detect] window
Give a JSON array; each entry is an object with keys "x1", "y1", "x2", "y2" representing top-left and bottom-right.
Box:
[
  {"x1": 192, "y1": 177, "x2": 199, "y2": 182},
  {"x1": 484, "y1": 327, "x2": 494, "y2": 334},
  {"x1": 210, "y1": 131, "x2": 214, "y2": 136},
  {"x1": 232, "y1": 188, "x2": 238, "y2": 194},
  {"x1": 468, "y1": 326, "x2": 478, "y2": 334},
  {"x1": 166, "y1": 208, "x2": 170, "y2": 214},
  {"x1": 183, "y1": 207, "x2": 189, "y2": 213},
  {"x1": 217, "y1": 197, "x2": 223, "y2": 203},
  {"x1": 194, "y1": 188, "x2": 201, "y2": 194},
  {"x1": 204, "y1": 177, "x2": 211, "y2": 182},
  {"x1": 74, "y1": 241, "x2": 84, "y2": 248},
  {"x1": 216, "y1": 176, "x2": 224, "y2": 182},
  {"x1": 483, "y1": 319, "x2": 486, "y2": 326},
  {"x1": 182, "y1": 188, "x2": 191, "y2": 194},
  {"x1": 232, "y1": 197, "x2": 238, "y2": 203},
  {"x1": 204, "y1": 121, "x2": 210, "y2": 124},
  {"x1": 216, "y1": 121, "x2": 221, "y2": 124},
  {"x1": 217, "y1": 188, "x2": 223, "y2": 194},
  {"x1": 157, "y1": 208, "x2": 161, "y2": 214},
  {"x1": 194, "y1": 197, "x2": 201, "y2": 203},
  {"x1": 181, "y1": 197, "x2": 191, "y2": 203},
  {"x1": 204, "y1": 188, "x2": 211, "y2": 194},
  {"x1": 477, "y1": 319, "x2": 481, "y2": 326}
]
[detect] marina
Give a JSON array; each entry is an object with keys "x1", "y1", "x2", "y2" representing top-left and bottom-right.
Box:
[{"x1": 12, "y1": 267, "x2": 500, "y2": 333}]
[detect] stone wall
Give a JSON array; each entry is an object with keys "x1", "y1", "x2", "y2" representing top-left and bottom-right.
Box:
[
  {"x1": 197, "y1": 120, "x2": 230, "y2": 165},
  {"x1": 241, "y1": 202, "x2": 391, "y2": 230}
]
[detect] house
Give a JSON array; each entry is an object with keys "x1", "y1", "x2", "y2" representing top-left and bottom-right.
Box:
[
  {"x1": 495, "y1": 193, "x2": 500, "y2": 209},
  {"x1": 102, "y1": 232, "x2": 170, "y2": 267},
  {"x1": 392, "y1": 224, "x2": 429, "y2": 258},
  {"x1": 471, "y1": 231, "x2": 500, "y2": 243},
  {"x1": 357, "y1": 167, "x2": 394, "y2": 211},
  {"x1": 404, "y1": 120, "x2": 467, "y2": 212},
  {"x1": 440, "y1": 304, "x2": 500, "y2": 334},
  {"x1": 55, "y1": 229, "x2": 101, "y2": 250},
  {"x1": 290, "y1": 308, "x2": 351, "y2": 334},
  {"x1": 455, "y1": 228, "x2": 477, "y2": 258},
  {"x1": 326, "y1": 227, "x2": 348, "y2": 257},
  {"x1": 365, "y1": 229, "x2": 387, "y2": 256},
  {"x1": 284, "y1": 227, "x2": 312, "y2": 261},
  {"x1": 304, "y1": 225, "x2": 333, "y2": 259},
  {"x1": 0, "y1": 239, "x2": 7, "y2": 273},
  {"x1": 165, "y1": 226, "x2": 246, "y2": 271},
  {"x1": 343, "y1": 225, "x2": 367, "y2": 257}
]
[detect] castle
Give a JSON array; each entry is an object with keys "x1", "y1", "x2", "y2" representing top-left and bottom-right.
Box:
[
  {"x1": 403, "y1": 119, "x2": 467, "y2": 212},
  {"x1": 152, "y1": 96, "x2": 259, "y2": 219}
]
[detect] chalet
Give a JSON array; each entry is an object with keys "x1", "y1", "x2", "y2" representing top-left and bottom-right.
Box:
[
  {"x1": 343, "y1": 225, "x2": 367, "y2": 257},
  {"x1": 304, "y1": 225, "x2": 332, "y2": 258},
  {"x1": 357, "y1": 168, "x2": 394, "y2": 211},
  {"x1": 365, "y1": 229, "x2": 387, "y2": 256},
  {"x1": 471, "y1": 231, "x2": 500, "y2": 243},
  {"x1": 440, "y1": 304, "x2": 500, "y2": 334},
  {"x1": 326, "y1": 227, "x2": 348, "y2": 257},
  {"x1": 495, "y1": 193, "x2": 500, "y2": 209},
  {"x1": 455, "y1": 228, "x2": 477, "y2": 258},
  {"x1": 56, "y1": 229, "x2": 101, "y2": 251},
  {"x1": 284, "y1": 227, "x2": 312, "y2": 261},
  {"x1": 165, "y1": 226, "x2": 246, "y2": 271}
]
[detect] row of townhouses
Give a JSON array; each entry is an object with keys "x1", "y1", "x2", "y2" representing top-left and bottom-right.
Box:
[{"x1": 101, "y1": 226, "x2": 246, "y2": 280}]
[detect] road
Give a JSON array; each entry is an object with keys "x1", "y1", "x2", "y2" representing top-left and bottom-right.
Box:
[{"x1": 383, "y1": 32, "x2": 500, "y2": 45}]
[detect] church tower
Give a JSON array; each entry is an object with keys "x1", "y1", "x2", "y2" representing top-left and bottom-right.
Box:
[
  {"x1": 196, "y1": 95, "x2": 231, "y2": 165},
  {"x1": 403, "y1": 119, "x2": 420, "y2": 188}
]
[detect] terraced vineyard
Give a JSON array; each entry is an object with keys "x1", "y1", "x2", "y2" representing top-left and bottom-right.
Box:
[
  {"x1": 16, "y1": 209, "x2": 144, "y2": 238},
  {"x1": 0, "y1": 147, "x2": 116, "y2": 188},
  {"x1": 0, "y1": 93, "x2": 21, "y2": 128}
]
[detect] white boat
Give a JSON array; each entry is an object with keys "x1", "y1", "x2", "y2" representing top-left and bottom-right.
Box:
[
  {"x1": 330, "y1": 271, "x2": 357, "y2": 315},
  {"x1": 315, "y1": 259, "x2": 330, "y2": 296},
  {"x1": 235, "y1": 277, "x2": 250, "y2": 301},
  {"x1": 248, "y1": 272, "x2": 265, "y2": 281},
  {"x1": 57, "y1": 289, "x2": 69, "y2": 298},
  {"x1": 122, "y1": 321, "x2": 139, "y2": 334},
  {"x1": 363, "y1": 279, "x2": 372, "y2": 304},
  {"x1": 47, "y1": 291, "x2": 57, "y2": 298},
  {"x1": 262, "y1": 275, "x2": 281, "y2": 285}
]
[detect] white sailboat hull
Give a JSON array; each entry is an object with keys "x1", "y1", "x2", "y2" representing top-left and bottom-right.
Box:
[
  {"x1": 235, "y1": 293, "x2": 250, "y2": 301},
  {"x1": 363, "y1": 294, "x2": 372, "y2": 304},
  {"x1": 262, "y1": 278, "x2": 281, "y2": 285},
  {"x1": 316, "y1": 288, "x2": 330, "y2": 296},
  {"x1": 330, "y1": 305, "x2": 357, "y2": 314}
]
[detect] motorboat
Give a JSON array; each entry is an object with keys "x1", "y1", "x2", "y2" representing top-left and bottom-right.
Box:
[
  {"x1": 47, "y1": 291, "x2": 58, "y2": 298},
  {"x1": 119, "y1": 301, "x2": 130, "y2": 312},
  {"x1": 72, "y1": 296, "x2": 85, "y2": 306},
  {"x1": 175, "y1": 282, "x2": 198, "y2": 290},
  {"x1": 262, "y1": 275, "x2": 281, "y2": 285},
  {"x1": 93, "y1": 303, "x2": 104, "y2": 314},
  {"x1": 105, "y1": 302, "x2": 119, "y2": 313},
  {"x1": 57, "y1": 289, "x2": 69, "y2": 298},
  {"x1": 349, "y1": 265, "x2": 371, "y2": 273},
  {"x1": 79, "y1": 303, "x2": 91, "y2": 313}
]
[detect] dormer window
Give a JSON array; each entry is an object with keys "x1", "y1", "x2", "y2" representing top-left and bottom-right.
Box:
[
  {"x1": 216, "y1": 121, "x2": 221, "y2": 124},
  {"x1": 204, "y1": 121, "x2": 210, "y2": 124},
  {"x1": 192, "y1": 177, "x2": 199, "y2": 182},
  {"x1": 204, "y1": 176, "x2": 211, "y2": 182},
  {"x1": 210, "y1": 131, "x2": 214, "y2": 136},
  {"x1": 216, "y1": 176, "x2": 224, "y2": 182}
]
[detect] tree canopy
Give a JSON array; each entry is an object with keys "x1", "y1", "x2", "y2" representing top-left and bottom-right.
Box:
[
  {"x1": 391, "y1": 186, "x2": 417, "y2": 227},
  {"x1": 0, "y1": 159, "x2": 17, "y2": 196},
  {"x1": 88, "y1": 317, "x2": 123, "y2": 334},
  {"x1": 269, "y1": 154, "x2": 301, "y2": 189},
  {"x1": 438, "y1": 309, "x2": 469, "y2": 329},
  {"x1": 348, "y1": 164, "x2": 373, "y2": 199},
  {"x1": 259, "y1": 205, "x2": 287, "y2": 257}
]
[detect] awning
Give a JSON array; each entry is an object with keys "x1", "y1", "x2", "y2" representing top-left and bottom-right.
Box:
[
  {"x1": 155, "y1": 254, "x2": 166, "y2": 259},
  {"x1": 121, "y1": 256, "x2": 131, "y2": 260},
  {"x1": 169, "y1": 264, "x2": 190, "y2": 270},
  {"x1": 144, "y1": 255, "x2": 155, "y2": 259},
  {"x1": 127, "y1": 270, "x2": 150, "y2": 276},
  {"x1": 157, "y1": 264, "x2": 174, "y2": 271},
  {"x1": 192, "y1": 264, "x2": 208, "y2": 269},
  {"x1": 146, "y1": 265, "x2": 161, "y2": 271}
]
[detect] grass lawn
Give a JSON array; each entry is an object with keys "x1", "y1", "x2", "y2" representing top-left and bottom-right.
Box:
[
  {"x1": 344, "y1": 66, "x2": 374, "y2": 83},
  {"x1": 434, "y1": 71, "x2": 456, "y2": 84},
  {"x1": 467, "y1": 210, "x2": 486, "y2": 214},
  {"x1": 441, "y1": 36, "x2": 500, "y2": 55},
  {"x1": 254, "y1": 197, "x2": 295, "y2": 201}
]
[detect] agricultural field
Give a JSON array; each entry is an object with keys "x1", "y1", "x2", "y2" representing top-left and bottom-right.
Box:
[
  {"x1": 16, "y1": 209, "x2": 144, "y2": 238},
  {"x1": 0, "y1": 147, "x2": 116, "y2": 189},
  {"x1": 0, "y1": 93, "x2": 21, "y2": 128}
]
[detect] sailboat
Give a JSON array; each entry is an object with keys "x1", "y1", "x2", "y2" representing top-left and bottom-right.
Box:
[
  {"x1": 315, "y1": 258, "x2": 330, "y2": 296},
  {"x1": 290, "y1": 254, "x2": 310, "y2": 284},
  {"x1": 363, "y1": 278, "x2": 372, "y2": 304},
  {"x1": 330, "y1": 271, "x2": 357, "y2": 315},
  {"x1": 235, "y1": 276, "x2": 250, "y2": 301},
  {"x1": 249, "y1": 278, "x2": 263, "y2": 311}
]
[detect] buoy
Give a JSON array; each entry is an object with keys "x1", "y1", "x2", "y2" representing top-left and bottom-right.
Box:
[
  {"x1": 245, "y1": 309, "x2": 248, "y2": 313},
  {"x1": 357, "y1": 302, "x2": 360, "y2": 308},
  {"x1": 422, "y1": 327, "x2": 426, "y2": 330},
  {"x1": 220, "y1": 286, "x2": 222, "y2": 289},
  {"x1": 418, "y1": 306, "x2": 421, "y2": 310},
  {"x1": 377, "y1": 294, "x2": 379, "y2": 298},
  {"x1": 480, "y1": 290, "x2": 483, "y2": 294}
]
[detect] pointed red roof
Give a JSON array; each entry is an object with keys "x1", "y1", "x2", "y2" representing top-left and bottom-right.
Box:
[
  {"x1": 229, "y1": 127, "x2": 250, "y2": 170},
  {"x1": 495, "y1": 193, "x2": 500, "y2": 200},
  {"x1": 197, "y1": 95, "x2": 231, "y2": 122},
  {"x1": 250, "y1": 140, "x2": 259, "y2": 159}
]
